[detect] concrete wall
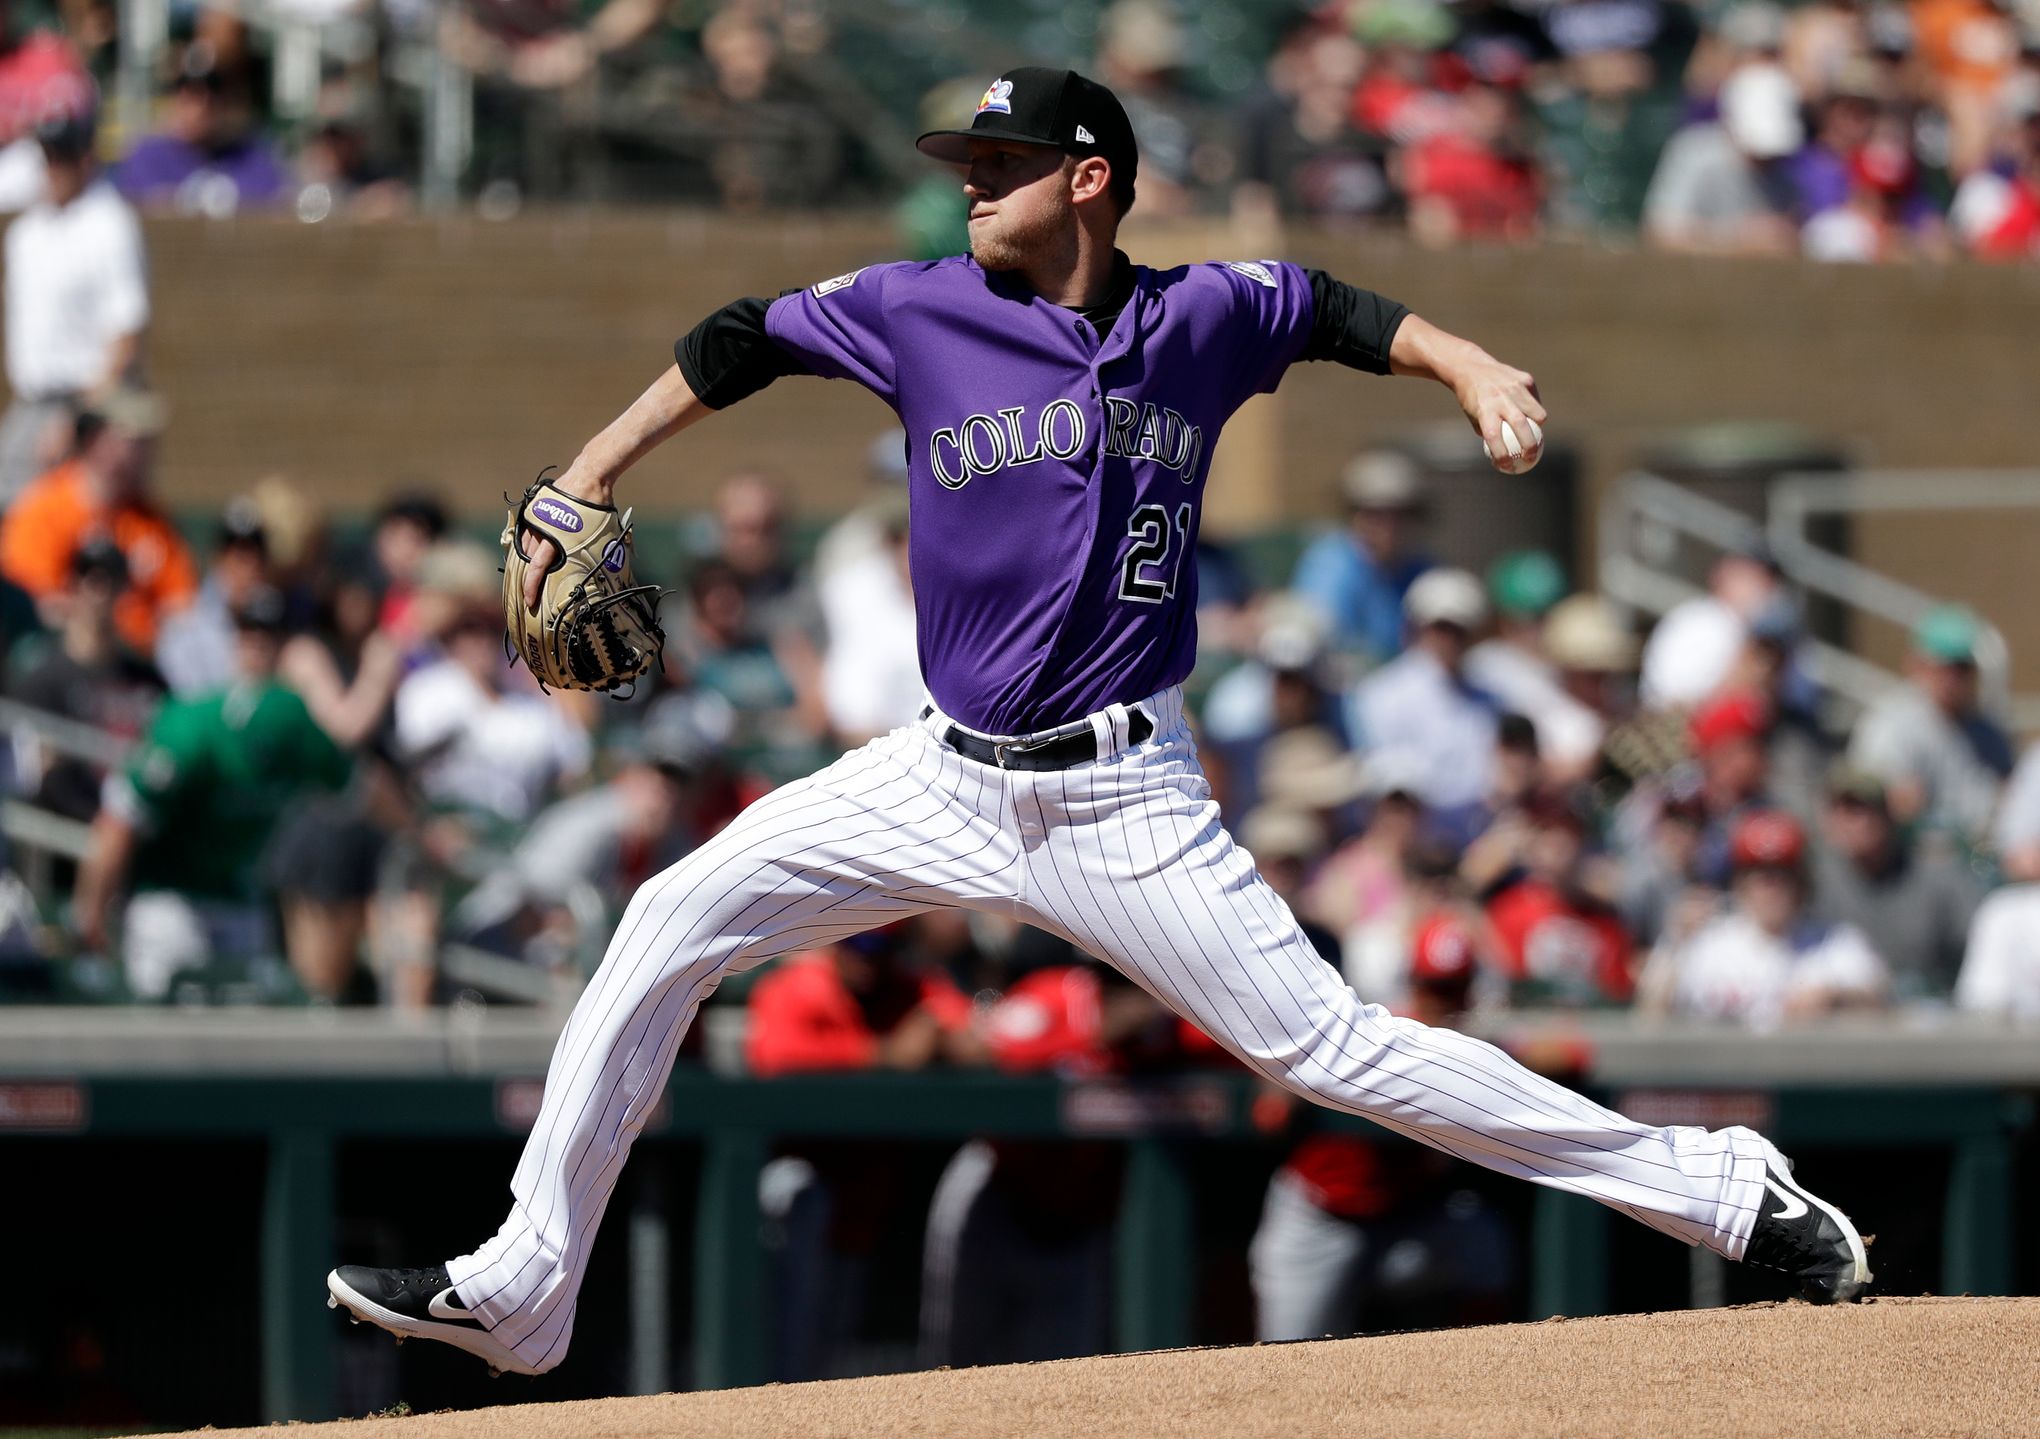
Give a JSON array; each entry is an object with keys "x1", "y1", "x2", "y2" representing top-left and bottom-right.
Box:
[{"x1": 11, "y1": 213, "x2": 2040, "y2": 675}]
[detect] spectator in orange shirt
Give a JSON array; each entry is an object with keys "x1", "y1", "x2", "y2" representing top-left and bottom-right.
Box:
[
  {"x1": 744, "y1": 921, "x2": 978, "y2": 1381},
  {"x1": 0, "y1": 389, "x2": 195, "y2": 652},
  {"x1": 1912, "y1": 0, "x2": 2019, "y2": 175}
]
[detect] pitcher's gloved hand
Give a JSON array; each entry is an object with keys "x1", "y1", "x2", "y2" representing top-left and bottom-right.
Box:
[{"x1": 500, "y1": 470, "x2": 663, "y2": 694}]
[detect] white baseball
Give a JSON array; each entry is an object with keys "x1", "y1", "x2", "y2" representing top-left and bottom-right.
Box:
[{"x1": 1487, "y1": 416, "x2": 1543, "y2": 475}]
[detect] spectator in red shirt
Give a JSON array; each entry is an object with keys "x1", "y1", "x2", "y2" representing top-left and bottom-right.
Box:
[
  {"x1": 1484, "y1": 790, "x2": 1636, "y2": 1007},
  {"x1": 1970, "y1": 101, "x2": 2040, "y2": 259},
  {"x1": 920, "y1": 927, "x2": 1184, "y2": 1369},
  {"x1": 1689, "y1": 687, "x2": 1779, "y2": 885},
  {"x1": 1404, "y1": 83, "x2": 1543, "y2": 244},
  {"x1": 745, "y1": 922, "x2": 977, "y2": 1381},
  {"x1": 1249, "y1": 914, "x2": 1516, "y2": 1341},
  {"x1": 0, "y1": 4, "x2": 95, "y2": 211},
  {"x1": 745, "y1": 924, "x2": 976, "y2": 1076},
  {"x1": 367, "y1": 493, "x2": 448, "y2": 646}
]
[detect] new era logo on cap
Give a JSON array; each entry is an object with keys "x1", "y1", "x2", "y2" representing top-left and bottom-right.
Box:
[{"x1": 1076, "y1": 124, "x2": 1095, "y2": 143}]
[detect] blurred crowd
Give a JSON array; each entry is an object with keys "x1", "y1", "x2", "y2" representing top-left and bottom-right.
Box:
[
  {"x1": 0, "y1": 0, "x2": 2037, "y2": 258},
  {"x1": 10, "y1": 0, "x2": 2040, "y2": 1381},
  {"x1": 16, "y1": 409, "x2": 2040, "y2": 1363},
  {"x1": 5, "y1": 393, "x2": 2040, "y2": 1031}
]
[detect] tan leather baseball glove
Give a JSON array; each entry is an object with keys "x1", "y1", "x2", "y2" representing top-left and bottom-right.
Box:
[{"x1": 501, "y1": 471, "x2": 663, "y2": 694}]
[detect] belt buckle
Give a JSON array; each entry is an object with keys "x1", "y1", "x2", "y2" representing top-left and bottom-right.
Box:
[{"x1": 992, "y1": 734, "x2": 1053, "y2": 769}]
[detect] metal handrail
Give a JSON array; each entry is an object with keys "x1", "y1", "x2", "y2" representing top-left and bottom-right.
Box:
[
  {"x1": 1769, "y1": 469, "x2": 2040, "y2": 727},
  {"x1": 1600, "y1": 468, "x2": 2027, "y2": 724},
  {"x1": 0, "y1": 697, "x2": 136, "y2": 769},
  {"x1": 1598, "y1": 473, "x2": 1907, "y2": 720},
  {"x1": 1, "y1": 799, "x2": 94, "y2": 862},
  {"x1": 438, "y1": 941, "x2": 575, "y2": 1006}
]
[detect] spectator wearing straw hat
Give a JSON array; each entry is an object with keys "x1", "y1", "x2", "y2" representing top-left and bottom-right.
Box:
[
  {"x1": 1466, "y1": 553, "x2": 1610, "y2": 783},
  {"x1": 1540, "y1": 593, "x2": 1640, "y2": 727}
]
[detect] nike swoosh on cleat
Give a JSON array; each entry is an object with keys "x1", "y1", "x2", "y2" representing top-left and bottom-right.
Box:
[
  {"x1": 429, "y1": 1288, "x2": 480, "y2": 1322},
  {"x1": 1765, "y1": 1179, "x2": 1810, "y2": 1221}
]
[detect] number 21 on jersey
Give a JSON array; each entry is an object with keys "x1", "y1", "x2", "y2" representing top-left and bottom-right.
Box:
[{"x1": 1119, "y1": 502, "x2": 1193, "y2": 604}]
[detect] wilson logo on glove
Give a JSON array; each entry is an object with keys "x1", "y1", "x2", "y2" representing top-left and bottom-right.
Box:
[
  {"x1": 530, "y1": 497, "x2": 584, "y2": 533},
  {"x1": 501, "y1": 470, "x2": 665, "y2": 696}
]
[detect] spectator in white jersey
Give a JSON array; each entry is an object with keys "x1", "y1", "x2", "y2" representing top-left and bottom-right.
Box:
[
  {"x1": 0, "y1": 111, "x2": 148, "y2": 507},
  {"x1": 1639, "y1": 809, "x2": 1889, "y2": 1027},
  {"x1": 1639, "y1": 544, "x2": 1783, "y2": 711},
  {"x1": 815, "y1": 485, "x2": 920, "y2": 745},
  {"x1": 1953, "y1": 741, "x2": 2040, "y2": 1021},
  {"x1": 391, "y1": 542, "x2": 591, "y2": 831}
]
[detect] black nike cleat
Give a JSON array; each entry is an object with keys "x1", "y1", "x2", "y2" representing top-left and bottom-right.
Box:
[
  {"x1": 326, "y1": 1264, "x2": 534, "y2": 1376},
  {"x1": 1740, "y1": 1141, "x2": 1872, "y2": 1304}
]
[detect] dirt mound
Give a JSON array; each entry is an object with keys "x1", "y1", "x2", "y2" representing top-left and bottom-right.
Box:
[{"x1": 164, "y1": 1297, "x2": 2036, "y2": 1439}]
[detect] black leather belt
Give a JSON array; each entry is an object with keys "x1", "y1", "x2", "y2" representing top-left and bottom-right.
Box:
[{"x1": 931, "y1": 707, "x2": 1154, "y2": 771}]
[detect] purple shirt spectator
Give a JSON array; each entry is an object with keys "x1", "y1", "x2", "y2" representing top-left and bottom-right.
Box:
[
  {"x1": 1793, "y1": 143, "x2": 1852, "y2": 217},
  {"x1": 113, "y1": 54, "x2": 288, "y2": 215},
  {"x1": 116, "y1": 131, "x2": 288, "y2": 214}
]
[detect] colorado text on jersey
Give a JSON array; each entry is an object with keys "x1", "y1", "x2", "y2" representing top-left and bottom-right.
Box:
[{"x1": 927, "y1": 396, "x2": 1203, "y2": 489}]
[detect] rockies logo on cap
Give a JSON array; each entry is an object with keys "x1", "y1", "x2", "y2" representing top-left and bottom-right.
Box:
[
  {"x1": 917, "y1": 66, "x2": 1139, "y2": 196},
  {"x1": 976, "y1": 78, "x2": 1014, "y2": 116}
]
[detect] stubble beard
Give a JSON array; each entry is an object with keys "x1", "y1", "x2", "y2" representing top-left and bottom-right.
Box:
[{"x1": 969, "y1": 189, "x2": 1075, "y2": 272}]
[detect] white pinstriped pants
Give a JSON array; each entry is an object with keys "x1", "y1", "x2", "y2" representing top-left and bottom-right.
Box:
[{"x1": 447, "y1": 687, "x2": 1770, "y2": 1371}]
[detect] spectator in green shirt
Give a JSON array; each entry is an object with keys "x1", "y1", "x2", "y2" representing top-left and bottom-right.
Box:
[{"x1": 73, "y1": 586, "x2": 350, "y2": 1000}]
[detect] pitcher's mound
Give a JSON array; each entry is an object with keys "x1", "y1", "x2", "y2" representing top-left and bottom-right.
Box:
[{"x1": 175, "y1": 1296, "x2": 2037, "y2": 1439}]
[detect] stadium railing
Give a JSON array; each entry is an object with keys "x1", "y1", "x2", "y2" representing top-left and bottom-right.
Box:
[{"x1": 0, "y1": 1008, "x2": 2030, "y2": 1421}]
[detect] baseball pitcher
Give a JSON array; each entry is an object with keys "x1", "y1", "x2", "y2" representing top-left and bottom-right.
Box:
[{"x1": 329, "y1": 68, "x2": 1869, "y2": 1376}]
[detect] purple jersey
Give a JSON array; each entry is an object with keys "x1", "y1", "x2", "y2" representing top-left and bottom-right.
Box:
[{"x1": 766, "y1": 255, "x2": 1314, "y2": 735}]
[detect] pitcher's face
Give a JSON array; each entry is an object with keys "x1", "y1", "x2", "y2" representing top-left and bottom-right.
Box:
[{"x1": 962, "y1": 140, "x2": 1075, "y2": 271}]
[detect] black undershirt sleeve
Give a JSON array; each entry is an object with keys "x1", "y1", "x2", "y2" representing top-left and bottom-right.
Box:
[
  {"x1": 1299, "y1": 269, "x2": 1410, "y2": 376},
  {"x1": 673, "y1": 292, "x2": 812, "y2": 411}
]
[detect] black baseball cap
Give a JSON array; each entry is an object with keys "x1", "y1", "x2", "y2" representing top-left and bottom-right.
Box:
[
  {"x1": 916, "y1": 67, "x2": 1138, "y2": 196},
  {"x1": 217, "y1": 495, "x2": 269, "y2": 553},
  {"x1": 34, "y1": 110, "x2": 95, "y2": 160},
  {"x1": 71, "y1": 538, "x2": 129, "y2": 587}
]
